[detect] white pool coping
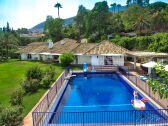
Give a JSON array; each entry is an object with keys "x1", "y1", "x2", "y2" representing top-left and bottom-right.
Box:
[{"x1": 41, "y1": 71, "x2": 168, "y2": 126}]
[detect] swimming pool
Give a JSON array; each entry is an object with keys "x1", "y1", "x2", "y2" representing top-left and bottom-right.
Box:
[{"x1": 49, "y1": 72, "x2": 168, "y2": 125}]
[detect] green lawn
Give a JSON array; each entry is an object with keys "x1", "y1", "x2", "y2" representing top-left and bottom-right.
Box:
[{"x1": 0, "y1": 59, "x2": 65, "y2": 116}]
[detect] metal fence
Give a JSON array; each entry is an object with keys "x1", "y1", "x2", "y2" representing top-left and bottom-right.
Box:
[
  {"x1": 33, "y1": 109, "x2": 168, "y2": 126},
  {"x1": 32, "y1": 69, "x2": 69, "y2": 126},
  {"x1": 32, "y1": 67, "x2": 168, "y2": 126},
  {"x1": 89, "y1": 65, "x2": 134, "y2": 72},
  {"x1": 118, "y1": 67, "x2": 168, "y2": 109}
]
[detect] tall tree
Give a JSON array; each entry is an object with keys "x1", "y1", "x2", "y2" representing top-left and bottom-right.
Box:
[
  {"x1": 54, "y1": 2, "x2": 62, "y2": 18},
  {"x1": 149, "y1": 2, "x2": 168, "y2": 12},
  {"x1": 126, "y1": 0, "x2": 132, "y2": 7},
  {"x1": 110, "y1": 3, "x2": 116, "y2": 13},
  {"x1": 122, "y1": 5, "x2": 150, "y2": 31},
  {"x1": 0, "y1": 33, "x2": 4, "y2": 60},
  {"x1": 126, "y1": 0, "x2": 150, "y2": 7},
  {"x1": 44, "y1": 16, "x2": 64, "y2": 42},
  {"x1": 137, "y1": 0, "x2": 143, "y2": 6},
  {"x1": 108, "y1": 13, "x2": 124, "y2": 33},
  {"x1": 75, "y1": 5, "x2": 89, "y2": 38},
  {"x1": 134, "y1": 16, "x2": 150, "y2": 34},
  {"x1": 117, "y1": 4, "x2": 121, "y2": 12},
  {"x1": 92, "y1": 1, "x2": 109, "y2": 37},
  {"x1": 3, "y1": 32, "x2": 19, "y2": 59},
  {"x1": 0, "y1": 23, "x2": 19, "y2": 60},
  {"x1": 6, "y1": 22, "x2": 11, "y2": 32},
  {"x1": 151, "y1": 6, "x2": 168, "y2": 32}
]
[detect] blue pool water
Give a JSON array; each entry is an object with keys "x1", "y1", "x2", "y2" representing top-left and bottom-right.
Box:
[{"x1": 49, "y1": 72, "x2": 167, "y2": 124}]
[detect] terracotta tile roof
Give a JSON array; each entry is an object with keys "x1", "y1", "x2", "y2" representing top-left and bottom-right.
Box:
[
  {"x1": 50, "y1": 38, "x2": 80, "y2": 54},
  {"x1": 16, "y1": 42, "x2": 48, "y2": 53},
  {"x1": 16, "y1": 39, "x2": 168, "y2": 58},
  {"x1": 72, "y1": 43, "x2": 98, "y2": 54},
  {"x1": 85, "y1": 40, "x2": 130, "y2": 55},
  {"x1": 16, "y1": 39, "x2": 133, "y2": 55}
]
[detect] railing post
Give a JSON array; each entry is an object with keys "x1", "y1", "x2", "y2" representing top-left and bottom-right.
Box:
[
  {"x1": 134, "y1": 110, "x2": 136, "y2": 126},
  {"x1": 32, "y1": 112, "x2": 35, "y2": 126},
  {"x1": 149, "y1": 86, "x2": 151, "y2": 97},
  {"x1": 47, "y1": 94, "x2": 49, "y2": 108},
  {"x1": 83, "y1": 112, "x2": 84, "y2": 126},
  {"x1": 61, "y1": 75, "x2": 63, "y2": 84},
  {"x1": 55, "y1": 82, "x2": 57, "y2": 93}
]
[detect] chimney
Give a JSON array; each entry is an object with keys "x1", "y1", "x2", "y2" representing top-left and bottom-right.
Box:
[
  {"x1": 47, "y1": 39, "x2": 53, "y2": 48},
  {"x1": 61, "y1": 40, "x2": 65, "y2": 45}
]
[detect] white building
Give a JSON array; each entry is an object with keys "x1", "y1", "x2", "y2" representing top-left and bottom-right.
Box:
[{"x1": 17, "y1": 38, "x2": 168, "y2": 67}]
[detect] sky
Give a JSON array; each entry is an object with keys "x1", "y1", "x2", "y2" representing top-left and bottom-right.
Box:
[{"x1": 0, "y1": 0, "x2": 168, "y2": 29}]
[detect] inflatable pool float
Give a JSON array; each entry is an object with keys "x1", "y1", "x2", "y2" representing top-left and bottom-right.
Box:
[
  {"x1": 131, "y1": 91, "x2": 147, "y2": 111},
  {"x1": 131, "y1": 99, "x2": 146, "y2": 111},
  {"x1": 83, "y1": 63, "x2": 87, "y2": 72},
  {"x1": 65, "y1": 74, "x2": 76, "y2": 80}
]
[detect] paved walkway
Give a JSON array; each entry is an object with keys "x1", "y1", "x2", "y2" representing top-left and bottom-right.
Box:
[
  {"x1": 21, "y1": 112, "x2": 33, "y2": 126},
  {"x1": 21, "y1": 88, "x2": 50, "y2": 126}
]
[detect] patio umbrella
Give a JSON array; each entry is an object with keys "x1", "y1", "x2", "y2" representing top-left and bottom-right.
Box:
[
  {"x1": 142, "y1": 61, "x2": 157, "y2": 75},
  {"x1": 165, "y1": 65, "x2": 168, "y2": 72}
]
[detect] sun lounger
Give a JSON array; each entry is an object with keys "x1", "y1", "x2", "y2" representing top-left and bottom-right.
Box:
[{"x1": 139, "y1": 76, "x2": 148, "y2": 81}]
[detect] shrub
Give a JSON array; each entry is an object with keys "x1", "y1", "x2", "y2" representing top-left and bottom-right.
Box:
[
  {"x1": 59, "y1": 52, "x2": 75, "y2": 67},
  {"x1": 45, "y1": 65, "x2": 56, "y2": 81},
  {"x1": 101, "y1": 34, "x2": 107, "y2": 40},
  {"x1": 0, "y1": 106, "x2": 23, "y2": 126},
  {"x1": 148, "y1": 33, "x2": 168, "y2": 53},
  {"x1": 21, "y1": 79, "x2": 40, "y2": 93},
  {"x1": 41, "y1": 75, "x2": 51, "y2": 88},
  {"x1": 10, "y1": 88, "x2": 24, "y2": 106},
  {"x1": 0, "y1": 104, "x2": 2, "y2": 113},
  {"x1": 111, "y1": 33, "x2": 168, "y2": 52},
  {"x1": 9, "y1": 49, "x2": 20, "y2": 59},
  {"x1": 26, "y1": 66, "x2": 43, "y2": 81},
  {"x1": 41, "y1": 66, "x2": 56, "y2": 88}
]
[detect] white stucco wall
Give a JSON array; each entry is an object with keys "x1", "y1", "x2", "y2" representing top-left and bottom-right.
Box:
[
  {"x1": 112, "y1": 55, "x2": 124, "y2": 66},
  {"x1": 21, "y1": 53, "x2": 28, "y2": 60},
  {"x1": 41, "y1": 55, "x2": 53, "y2": 61},
  {"x1": 98, "y1": 55, "x2": 104, "y2": 65},
  {"x1": 91, "y1": 55, "x2": 104, "y2": 66},
  {"x1": 77, "y1": 55, "x2": 91, "y2": 64},
  {"x1": 31, "y1": 54, "x2": 40, "y2": 60}
]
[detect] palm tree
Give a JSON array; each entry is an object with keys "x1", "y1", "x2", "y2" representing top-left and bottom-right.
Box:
[
  {"x1": 117, "y1": 4, "x2": 121, "y2": 12},
  {"x1": 110, "y1": 3, "x2": 116, "y2": 13},
  {"x1": 126, "y1": 0, "x2": 131, "y2": 7},
  {"x1": 54, "y1": 2, "x2": 62, "y2": 18},
  {"x1": 134, "y1": 16, "x2": 150, "y2": 34}
]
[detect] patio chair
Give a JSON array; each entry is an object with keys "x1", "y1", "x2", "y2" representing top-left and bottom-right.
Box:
[{"x1": 139, "y1": 75, "x2": 148, "y2": 81}]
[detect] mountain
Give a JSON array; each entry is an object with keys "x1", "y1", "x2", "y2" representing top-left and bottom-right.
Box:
[
  {"x1": 30, "y1": 6, "x2": 127, "y2": 33},
  {"x1": 29, "y1": 17, "x2": 74, "y2": 33}
]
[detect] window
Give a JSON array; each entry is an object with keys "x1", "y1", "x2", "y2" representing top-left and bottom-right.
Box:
[
  {"x1": 27, "y1": 54, "x2": 32, "y2": 59},
  {"x1": 104, "y1": 56, "x2": 113, "y2": 65}
]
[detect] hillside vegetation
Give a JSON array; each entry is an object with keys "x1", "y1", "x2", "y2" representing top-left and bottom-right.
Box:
[{"x1": 112, "y1": 33, "x2": 168, "y2": 52}]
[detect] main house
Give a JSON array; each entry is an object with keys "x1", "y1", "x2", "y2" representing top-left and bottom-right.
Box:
[{"x1": 17, "y1": 38, "x2": 168, "y2": 67}]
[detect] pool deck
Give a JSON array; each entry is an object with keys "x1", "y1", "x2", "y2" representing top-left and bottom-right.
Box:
[{"x1": 21, "y1": 69, "x2": 167, "y2": 126}]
